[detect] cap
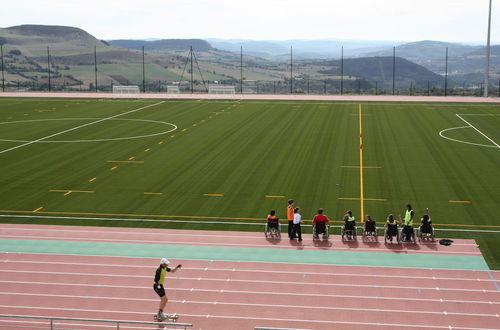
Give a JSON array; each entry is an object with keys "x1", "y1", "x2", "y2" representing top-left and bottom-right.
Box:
[{"x1": 160, "y1": 258, "x2": 170, "y2": 265}]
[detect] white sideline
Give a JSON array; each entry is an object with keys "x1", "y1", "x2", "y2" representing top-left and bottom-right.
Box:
[{"x1": 0, "y1": 101, "x2": 165, "y2": 154}]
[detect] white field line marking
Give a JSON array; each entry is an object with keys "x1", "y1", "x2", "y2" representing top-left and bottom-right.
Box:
[
  {"x1": 1, "y1": 270, "x2": 498, "y2": 293},
  {"x1": 1, "y1": 305, "x2": 499, "y2": 330},
  {"x1": 2, "y1": 260, "x2": 493, "y2": 283},
  {"x1": 1, "y1": 282, "x2": 499, "y2": 306},
  {"x1": 0, "y1": 234, "x2": 481, "y2": 256},
  {"x1": 0, "y1": 101, "x2": 165, "y2": 154},
  {"x1": 2, "y1": 250, "x2": 495, "y2": 273},
  {"x1": 456, "y1": 114, "x2": 500, "y2": 148},
  {"x1": 438, "y1": 126, "x2": 498, "y2": 148},
  {"x1": 0, "y1": 225, "x2": 481, "y2": 246},
  {"x1": 2, "y1": 292, "x2": 499, "y2": 319}
]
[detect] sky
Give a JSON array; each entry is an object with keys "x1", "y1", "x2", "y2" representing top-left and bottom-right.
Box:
[{"x1": 1, "y1": 0, "x2": 498, "y2": 43}]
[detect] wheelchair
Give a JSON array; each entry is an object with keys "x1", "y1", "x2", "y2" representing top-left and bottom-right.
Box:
[
  {"x1": 341, "y1": 222, "x2": 357, "y2": 241},
  {"x1": 313, "y1": 221, "x2": 329, "y2": 240},
  {"x1": 265, "y1": 219, "x2": 281, "y2": 238},
  {"x1": 362, "y1": 220, "x2": 378, "y2": 241},
  {"x1": 384, "y1": 223, "x2": 400, "y2": 244},
  {"x1": 400, "y1": 225, "x2": 417, "y2": 244},
  {"x1": 418, "y1": 222, "x2": 435, "y2": 242}
]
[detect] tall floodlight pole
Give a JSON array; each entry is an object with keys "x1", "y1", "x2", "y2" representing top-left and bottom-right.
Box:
[
  {"x1": 444, "y1": 47, "x2": 448, "y2": 96},
  {"x1": 47, "y1": 47, "x2": 51, "y2": 92},
  {"x1": 1, "y1": 45, "x2": 5, "y2": 92},
  {"x1": 484, "y1": 0, "x2": 493, "y2": 97},
  {"x1": 94, "y1": 46, "x2": 98, "y2": 92},
  {"x1": 290, "y1": 46, "x2": 293, "y2": 94},
  {"x1": 190, "y1": 46, "x2": 193, "y2": 93},
  {"x1": 392, "y1": 47, "x2": 396, "y2": 95},
  {"x1": 340, "y1": 46, "x2": 344, "y2": 95},
  {"x1": 142, "y1": 46, "x2": 146, "y2": 93},
  {"x1": 240, "y1": 46, "x2": 243, "y2": 94}
]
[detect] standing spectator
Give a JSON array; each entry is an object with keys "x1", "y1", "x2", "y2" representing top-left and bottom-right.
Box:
[
  {"x1": 291, "y1": 207, "x2": 303, "y2": 241},
  {"x1": 286, "y1": 199, "x2": 295, "y2": 238},
  {"x1": 401, "y1": 204, "x2": 415, "y2": 241}
]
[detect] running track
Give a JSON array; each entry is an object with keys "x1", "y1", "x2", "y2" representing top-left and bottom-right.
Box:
[{"x1": 0, "y1": 224, "x2": 499, "y2": 330}]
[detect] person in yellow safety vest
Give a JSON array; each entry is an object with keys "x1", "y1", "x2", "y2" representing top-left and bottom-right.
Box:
[
  {"x1": 343, "y1": 210, "x2": 356, "y2": 238},
  {"x1": 401, "y1": 204, "x2": 415, "y2": 241}
]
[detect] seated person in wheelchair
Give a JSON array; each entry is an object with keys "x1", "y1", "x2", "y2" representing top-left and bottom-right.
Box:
[
  {"x1": 420, "y1": 213, "x2": 433, "y2": 235},
  {"x1": 266, "y1": 210, "x2": 279, "y2": 231},
  {"x1": 343, "y1": 210, "x2": 356, "y2": 237},
  {"x1": 384, "y1": 214, "x2": 399, "y2": 241},
  {"x1": 312, "y1": 208, "x2": 329, "y2": 238},
  {"x1": 364, "y1": 214, "x2": 376, "y2": 235}
]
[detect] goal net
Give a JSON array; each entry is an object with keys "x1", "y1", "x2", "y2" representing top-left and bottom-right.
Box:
[
  {"x1": 208, "y1": 85, "x2": 236, "y2": 96},
  {"x1": 167, "y1": 85, "x2": 180, "y2": 95},
  {"x1": 112, "y1": 85, "x2": 140, "y2": 95}
]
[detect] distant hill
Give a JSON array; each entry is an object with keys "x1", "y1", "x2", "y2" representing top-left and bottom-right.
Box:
[
  {"x1": 207, "y1": 38, "x2": 400, "y2": 58},
  {"x1": 107, "y1": 39, "x2": 213, "y2": 52},
  {"x1": 0, "y1": 25, "x2": 107, "y2": 55},
  {"x1": 318, "y1": 56, "x2": 443, "y2": 88},
  {"x1": 363, "y1": 40, "x2": 500, "y2": 76}
]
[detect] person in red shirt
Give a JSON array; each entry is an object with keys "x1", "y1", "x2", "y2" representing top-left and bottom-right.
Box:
[{"x1": 312, "y1": 208, "x2": 329, "y2": 238}]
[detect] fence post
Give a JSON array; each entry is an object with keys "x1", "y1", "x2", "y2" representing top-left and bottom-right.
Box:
[
  {"x1": 117, "y1": 321, "x2": 120, "y2": 329},
  {"x1": 50, "y1": 319, "x2": 53, "y2": 330}
]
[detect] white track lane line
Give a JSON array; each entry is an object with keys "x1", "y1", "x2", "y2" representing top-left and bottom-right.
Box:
[
  {"x1": 1, "y1": 292, "x2": 499, "y2": 319},
  {"x1": 0, "y1": 305, "x2": 499, "y2": 330},
  {"x1": 1, "y1": 259, "x2": 495, "y2": 283},
  {"x1": 1, "y1": 270, "x2": 499, "y2": 294},
  {"x1": 0, "y1": 280, "x2": 499, "y2": 306},
  {"x1": 0, "y1": 250, "x2": 494, "y2": 272}
]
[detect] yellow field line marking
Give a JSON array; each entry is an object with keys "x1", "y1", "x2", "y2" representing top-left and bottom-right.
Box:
[
  {"x1": 158, "y1": 141, "x2": 164, "y2": 145},
  {"x1": 2, "y1": 208, "x2": 500, "y2": 228},
  {"x1": 33, "y1": 207, "x2": 43, "y2": 213},
  {"x1": 182, "y1": 128, "x2": 188, "y2": 132},
  {"x1": 170, "y1": 135, "x2": 175, "y2": 138},
  {"x1": 449, "y1": 200, "x2": 471, "y2": 204},
  {"x1": 265, "y1": 195, "x2": 286, "y2": 198},
  {"x1": 359, "y1": 104, "x2": 365, "y2": 222},
  {"x1": 338, "y1": 197, "x2": 387, "y2": 202},
  {"x1": 144, "y1": 192, "x2": 163, "y2": 195},
  {"x1": 106, "y1": 160, "x2": 144, "y2": 164},
  {"x1": 49, "y1": 190, "x2": 95, "y2": 196},
  {"x1": 341, "y1": 166, "x2": 381, "y2": 169},
  {"x1": 89, "y1": 177, "x2": 97, "y2": 182},
  {"x1": 203, "y1": 194, "x2": 224, "y2": 197},
  {"x1": 193, "y1": 124, "x2": 197, "y2": 127},
  {"x1": 144, "y1": 148, "x2": 151, "y2": 152},
  {"x1": 128, "y1": 156, "x2": 135, "y2": 161},
  {"x1": 110, "y1": 166, "x2": 118, "y2": 171}
]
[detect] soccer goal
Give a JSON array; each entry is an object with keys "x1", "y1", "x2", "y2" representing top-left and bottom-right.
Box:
[
  {"x1": 167, "y1": 85, "x2": 180, "y2": 95},
  {"x1": 112, "y1": 85, "x2": 140, "y2": 95},
  {"x1": 208, "y1": 85, "x2": 236, "y2": 97}
]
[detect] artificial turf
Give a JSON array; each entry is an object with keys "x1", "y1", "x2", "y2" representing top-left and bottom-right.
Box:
[{"x1": 0, "y1": 98, "x2": 499, "y2": 267}]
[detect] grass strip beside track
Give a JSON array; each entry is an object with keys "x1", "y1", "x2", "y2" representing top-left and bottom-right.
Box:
[{"x1": 0, "y1": 238, "x2": 489, "y2": 270}]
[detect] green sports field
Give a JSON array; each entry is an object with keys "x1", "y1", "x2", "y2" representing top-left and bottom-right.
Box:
[{"x1": 0, "y1": 98, "x2": 499, "y2": 267}]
